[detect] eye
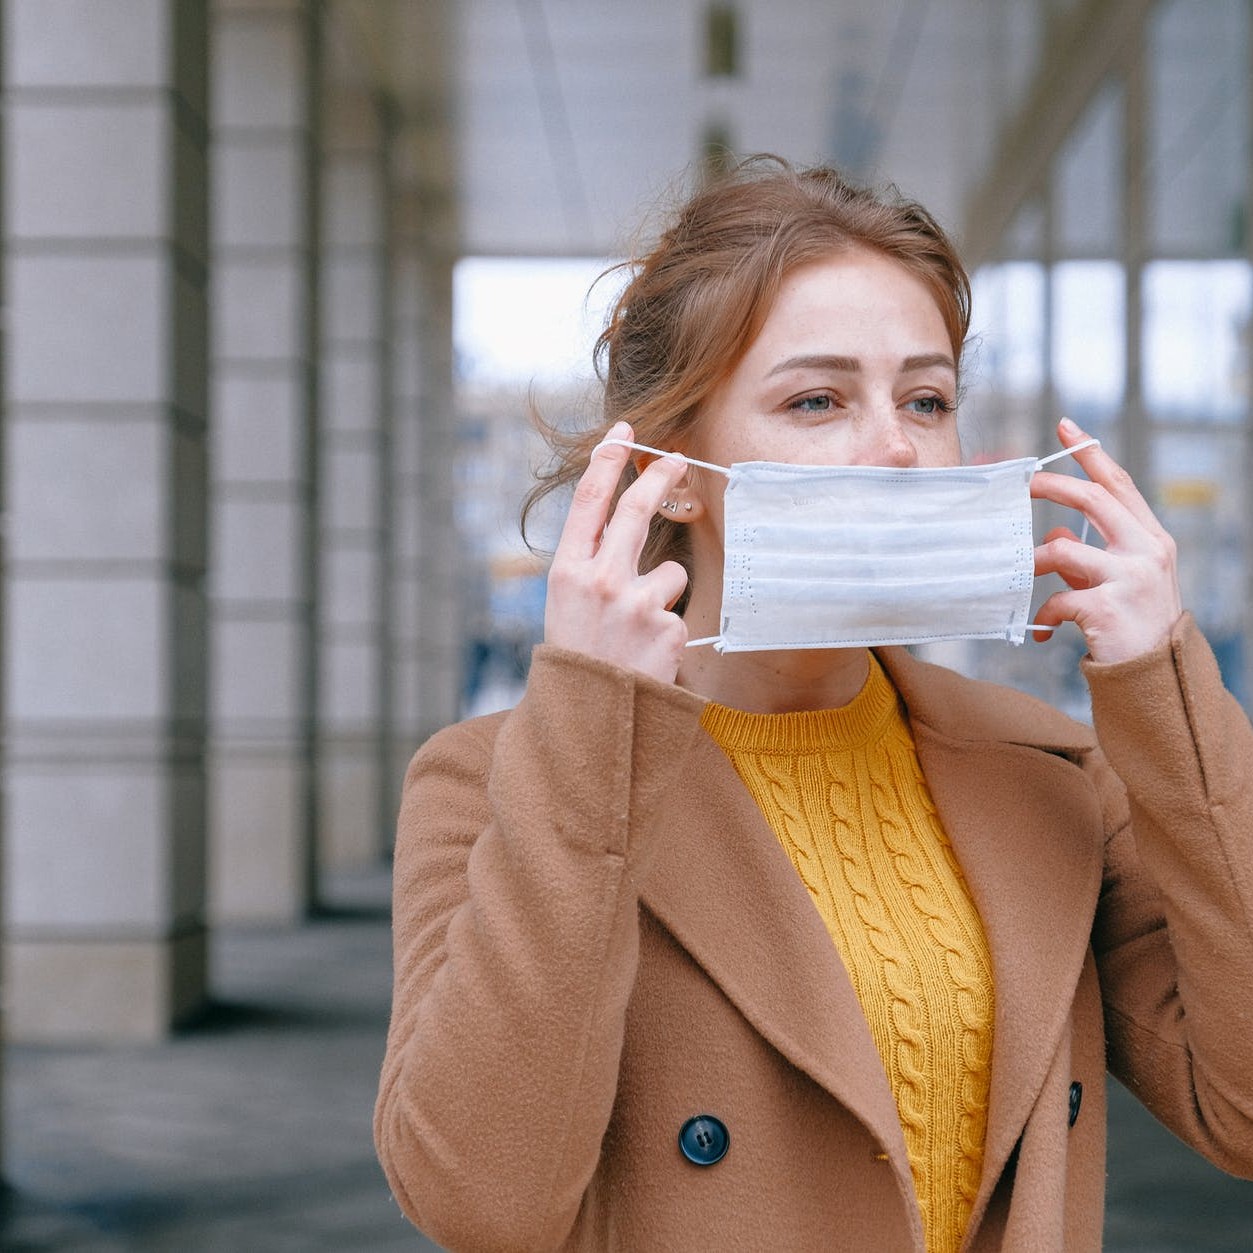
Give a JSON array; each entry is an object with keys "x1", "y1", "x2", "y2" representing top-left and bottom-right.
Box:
[
  {"x1": 906, "y1": 395, "x2": 952, "y2": 417},
  {"x1": 788, "y1": 394, "x2": 832, "y2": 413}
]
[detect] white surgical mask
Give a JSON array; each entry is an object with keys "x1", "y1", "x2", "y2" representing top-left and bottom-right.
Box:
[{"x1": 598, "y1": 437, "x2": 1097, "y2": 652}]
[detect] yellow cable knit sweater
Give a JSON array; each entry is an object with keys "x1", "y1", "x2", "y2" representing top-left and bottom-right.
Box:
[{"x1": 700, "y1": 654, "x2": 995, "y2": 1253}]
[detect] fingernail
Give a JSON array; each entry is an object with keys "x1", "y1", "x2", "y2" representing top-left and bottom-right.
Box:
[
  {"x1": 593, "y1": 421, "x2": 628, "y2": 457},
  {"x1": 1060, "y1": 417, "x2": 1080, "y2": 437}
]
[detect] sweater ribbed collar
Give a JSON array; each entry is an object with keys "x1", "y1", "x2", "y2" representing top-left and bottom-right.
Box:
[{"x1": 700, "y1": 653, "x2": 901, "y2": 753}]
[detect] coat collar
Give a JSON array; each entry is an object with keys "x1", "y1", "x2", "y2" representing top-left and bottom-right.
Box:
[
  {"x1": 878, "y1": 647, "x2": 1104, "y2": 1214},
  {"x1": 640, "y1": 646, "x2": 1104, "y2": 1207},
  {"x1": 874, "y1": 644, "x2": 1096, "y2": 754},
  {"x1": 639, "y1": 723, "x2": 911, "y2": 1162}
]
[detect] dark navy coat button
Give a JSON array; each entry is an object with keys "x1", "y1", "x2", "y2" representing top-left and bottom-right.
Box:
[
  {"x1": 1068, "y1": 1081, "x2": 1083, "y2": 1128},
  {"x1": 679, "y1": 1114, "x2": 729, "y2": 1165}
]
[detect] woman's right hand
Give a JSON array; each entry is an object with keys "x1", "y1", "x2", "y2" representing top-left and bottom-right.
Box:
[{"x1": 543, "y1": 422, "x2": 691, "y2": 684}]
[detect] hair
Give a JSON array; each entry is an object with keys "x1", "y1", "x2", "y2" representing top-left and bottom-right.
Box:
[{"x1": 521, "y1": 154, "x2": 972, "y2": 605}]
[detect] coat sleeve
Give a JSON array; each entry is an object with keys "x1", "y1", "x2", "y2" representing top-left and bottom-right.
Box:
[
  {"x1": 1086, "y1": 612, "x2": 1253, "y2": 1177},
  {"x1": 373, "y1": 644, "x2": 707, "y2": 1252}
]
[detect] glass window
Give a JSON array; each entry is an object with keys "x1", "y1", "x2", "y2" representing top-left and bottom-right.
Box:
[
  {"x1": 966, "y1": 262, "x2": 1047, "y2": 459},
  {"x1": 1052, "y1": 261, "x2": 1124, "y2": 428},
  {"x1": 1152, "y1": 429, "x2": 1246, "y2": 699},
  {"x1": 963, "y1": 198, "x2": 1048, "y2": 462},
  {"x1": 970, "y1": 262, "x2": 1046, "y2": 396},
  {"x1": 1143, "y1": 261, "x2": 1251, "y2": 424}
]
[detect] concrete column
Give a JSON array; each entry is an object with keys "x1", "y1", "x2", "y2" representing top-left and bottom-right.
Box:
[
  {"x1": 413, "y1": 239, "x2": 462, "y2": 746},
  {"x1": 1121, "y1": 22, "x2": 1150, "y2": 496},
  {"x1": 389, "y1": 182, "x2": 461, "y2": 790},
  {"x1": 1040, "y1": 188, "x2": 1059, "y2": 457},
  {"x1": 318, "y1": 87, "x2": 392, "y2": 870},
  {"x1": 0, "y1": 0, "x2": 8, "y2": 1151},
  {"x1": 1245, "y1": 0, "x2": 1253, "y2": 692},
  {"x1": 2, "y1": 0, "x2": 210, "y2": 1040},
  {"x1": 388, "y1": 0, "x2": 462, "y2": 797},
  {"x1": 389, "y1": 190, "x2": 423, "y2": 794},
  {"x1": 208, "y1": 0, "x2": 322, "y2": 924}
]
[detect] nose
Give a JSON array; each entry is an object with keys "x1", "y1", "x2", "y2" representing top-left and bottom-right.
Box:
[{"x1": 850, "y1": 410, "x2": 918, "y2": 468}]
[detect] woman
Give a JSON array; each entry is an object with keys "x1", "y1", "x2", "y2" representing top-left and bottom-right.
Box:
[{"x1": 375, "y1": 158, "x2": 1253, "y2": 1251}]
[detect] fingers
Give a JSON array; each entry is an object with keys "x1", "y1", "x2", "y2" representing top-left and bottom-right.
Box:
[
  {"x1": 544, "y1": 426, "x2": 692, "y2": 683},
  {"x1": 1034, "y1": 532, "x2": 1111, "y2": 591},
  {"x1": 1030, "y1": 588, "x2": 1086, "y2": 634},
  {"x1": 557, "y1": 421, "x2": 688, "y2": 568},
  {"x1": 1028, "y1": 421, "x2": 1185, "y2": 661},
  {"x1": 1030, "y1": 467, "x2": 1179, "y2": 559},
  {"x1": 1030, "y1": 524, "x2": 1182, "y2": 662},
  {"x1": 1030, "y1": 472, "x2": 1120, "y2": 546},
  {"x1": 596, "y1": 451, "x2": 687, "y2": 569},
  {"x1": 644, "y1": 559, "x2": 690, "y2": 612},
  {"x1": 1041, "y1": 525, "x2": 1080, "y2": 545},
  {"x1": 1032, "y1": 456, "x2": 1177, "y2": 580},
  {"x1": 1047, "y1": 417, "x2": 1164, "y2": 536},
  {"x1": 558, "y1": 420, "x2": 634, "y2": 559}
]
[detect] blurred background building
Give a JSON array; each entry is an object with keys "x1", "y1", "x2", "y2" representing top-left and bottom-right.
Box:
[{"x1": 2, "y1": 0, "x2": 1252, "y2": 1247}]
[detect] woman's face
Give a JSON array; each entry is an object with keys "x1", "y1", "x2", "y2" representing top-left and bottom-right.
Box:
[
  {"x1": 674, "y1": 247, "x2": 963, "y2": 623},
  {"x1": 686, "y1": 247, "x2": 962, "y2": 480}
]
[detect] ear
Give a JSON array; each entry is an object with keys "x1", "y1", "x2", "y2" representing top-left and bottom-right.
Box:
[{"x1": 656, "y1": 466, "x2": 707, "y2": 522}]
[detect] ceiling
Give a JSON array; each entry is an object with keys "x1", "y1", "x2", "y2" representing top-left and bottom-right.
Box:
[
  {"x1": 329, "y1": 1, "x2": 1169, "y2": 266},
  {"x1": 454, "y1": 0, "x2": 1048, "y2": 258},
  {"x1": 330, "y1": 0, "x2": 1058, "y2": 260}
]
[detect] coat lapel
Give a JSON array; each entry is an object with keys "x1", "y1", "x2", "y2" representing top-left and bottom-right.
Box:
[
  {"x1": 878, "y1": 648, "x2": 1105, "y2": 1206},
  {"x1": 641, "y1": 646, "x2": 1102, "y2": 1202},
  {"x1": 640, "y1": 646, "x2": 1106, "y2": 1209},
  {"x1": 639, "y1": 726, "x2": 909, "y2": 1160}
]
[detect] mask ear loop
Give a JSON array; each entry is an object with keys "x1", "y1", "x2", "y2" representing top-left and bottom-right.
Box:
[
  {"x1": 1035, "y1": 437, "x2": 1099, "y2": 544},
  {"x1": 592, "y1": 438, "x2": 730, "y2": 649},
  {"x1": 593, "y1": 436, "x2": 732, "y2": 477},
  {"x1": 1025, "y1": 436, "x2": 1101, "y2": 635}
]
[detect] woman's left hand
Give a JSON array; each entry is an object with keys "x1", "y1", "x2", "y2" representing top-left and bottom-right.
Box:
[{"x1": 1030, "y1": 417, "x2": 1183, "y2": 665}]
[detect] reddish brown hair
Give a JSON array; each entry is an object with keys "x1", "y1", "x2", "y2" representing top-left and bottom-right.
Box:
[{"x1": 522, "y1": 155, "x2": 971, "y2": 595}]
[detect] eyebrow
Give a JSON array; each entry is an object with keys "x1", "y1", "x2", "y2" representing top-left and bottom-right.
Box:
[{"x1": 766, "y1": 352, "x2": 957, "y2": 377}]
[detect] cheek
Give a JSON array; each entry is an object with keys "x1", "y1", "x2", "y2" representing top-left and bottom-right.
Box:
[
  {"x1": 691, "y1": 467, "x2": 728, "y2": 521},
  {"x1": 920, "y1": 423, "x2": 963, "y2": 468}
]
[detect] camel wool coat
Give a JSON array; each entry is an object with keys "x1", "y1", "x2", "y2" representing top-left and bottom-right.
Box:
[{"x1": 375, "y1": 613, "x2": 1253, "y2": 1251}]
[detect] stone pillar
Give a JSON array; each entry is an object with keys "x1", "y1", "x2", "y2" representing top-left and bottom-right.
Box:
[
  {"x1": 208, "y1": 0, "x2": 321, "y2": 924},
  {"x1": 389, "y1": 182, "x2": 461, "y2": 789},
  {"x1": 389, "y1": 189, "x2": 425, "y2": 791},
  {"x1": 1245, "y1": 0, "x2": 1253, "y2": 693},
  {"x1": 389, "y1": 3, "x2": 463, "y2": 767},
  {"x1": 0, "y1": 0, "x2": 9, "y2": 1147},
  {"x1": 318, "y1": 87, "x2": 392, "y2": 870},
  {"x1": 3, "y1": 0, "x2": 210, "y2": 1040},
  {"x1": 1121, "y1": 23, "x2": 1150, "y2": 496},
  {"x1": 413, "y1": 238, "x2": 463, "y2": 747}
]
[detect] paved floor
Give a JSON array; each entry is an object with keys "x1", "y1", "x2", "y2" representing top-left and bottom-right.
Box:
[
  {"x1": 1, "y1": 865, "x2": 1250, "y2": 1252},
  {"x1": 0, "y1": 868, "x2": 438, "y2": 1253}
]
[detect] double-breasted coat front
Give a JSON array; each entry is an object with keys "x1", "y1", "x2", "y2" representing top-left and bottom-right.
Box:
[{"x1": 375, "y1": 614, "x2": 1253, "y2": 1251}]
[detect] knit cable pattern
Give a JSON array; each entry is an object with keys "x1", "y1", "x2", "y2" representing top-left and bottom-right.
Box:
[{"x1": 701, "y1": 658, "x2": 994, "y2": 1253}]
